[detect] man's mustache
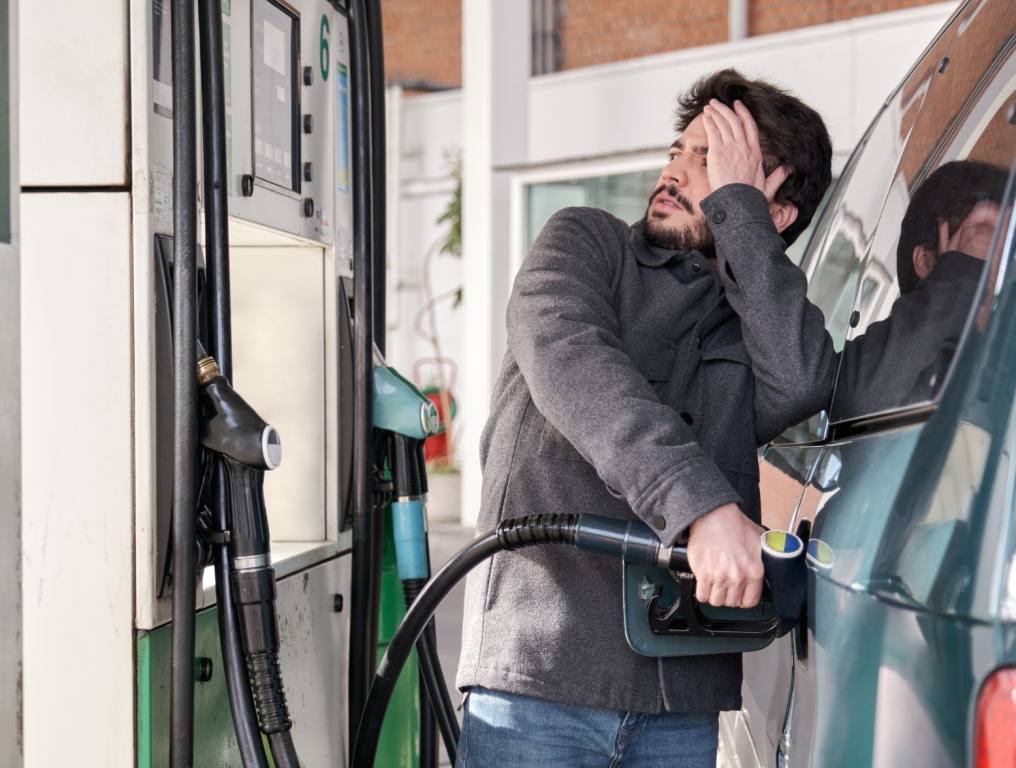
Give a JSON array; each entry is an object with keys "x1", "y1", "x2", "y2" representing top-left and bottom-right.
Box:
[{"x1": 649, "y1": 184, "x2": 693, "y2": 214}]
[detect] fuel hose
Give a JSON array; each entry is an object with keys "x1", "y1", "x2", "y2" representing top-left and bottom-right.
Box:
[{"x1": 351, "y1": 513, "x2": 687, "y2": 768}]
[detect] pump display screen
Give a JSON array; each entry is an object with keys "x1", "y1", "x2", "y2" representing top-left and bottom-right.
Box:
[{"x1": 252, "y1": 0, "x2": 300, "y2": 193}]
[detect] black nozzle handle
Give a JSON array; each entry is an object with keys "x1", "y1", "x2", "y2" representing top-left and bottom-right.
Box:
[{"x1": 574, "y1": 515, "x2": 805, "y2": 631}]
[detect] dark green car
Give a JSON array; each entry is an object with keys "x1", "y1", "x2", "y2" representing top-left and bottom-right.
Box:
[{"x1": 720, "y1": 2, "x2": 1016, "y2": 766}]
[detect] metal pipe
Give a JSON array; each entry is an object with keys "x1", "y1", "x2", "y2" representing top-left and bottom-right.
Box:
[
  {"x1": 729, "y1": 0, "x2": 749, "y2": 42},
  {"x1": 366, "y1": 0, "x2": 387, "y2": 356},
  {"x1": 170, "y1": 0, "x2": 198, "y2": 762},
  {"x1": 196, "y1": 0, "x2": 269, "y2": 764},
  {"x1": 347, "y1": 0, "x2": 379, "y2": 741}
]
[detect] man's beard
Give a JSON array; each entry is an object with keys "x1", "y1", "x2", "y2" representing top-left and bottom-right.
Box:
[{"x1": 642, "y1": 183, "x2": 714, "y2": 253}]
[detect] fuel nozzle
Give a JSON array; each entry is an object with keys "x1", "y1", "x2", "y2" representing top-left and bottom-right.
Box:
[
  {"x1": 196, "y1": 352, "x2": 293, "y2": 737},
  {"x1": 197, "y1": 353, "x2": 281, "y2": 471}
]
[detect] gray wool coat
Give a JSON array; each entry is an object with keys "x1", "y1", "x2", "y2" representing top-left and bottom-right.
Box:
[{"x1": 456, "y1": 184, "x2": 836, "y2": 714}]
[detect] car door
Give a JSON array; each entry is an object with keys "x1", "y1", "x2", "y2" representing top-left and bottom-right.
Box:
[{"x1": 769, "y1": 5, "x2": 1016, "y2": 766}]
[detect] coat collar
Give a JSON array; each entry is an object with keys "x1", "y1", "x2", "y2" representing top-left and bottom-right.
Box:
[{"x1": 630, "y1": 219, "x2": 709, "y2": 268}]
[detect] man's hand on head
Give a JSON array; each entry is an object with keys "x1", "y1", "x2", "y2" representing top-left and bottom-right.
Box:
[
  {"x1": 686, "y1": 502, "x2": 765, "y2": 609},
  {"x1": 701, "y1": 99, "x2": 790, "y2": 203},
  {"x1": 939, "y1": 200, "x2": 1001, "y2": 262}
]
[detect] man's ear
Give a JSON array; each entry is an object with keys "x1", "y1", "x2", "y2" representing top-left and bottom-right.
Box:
[
  {"x1": 912, "y1": 244, "x2": 937, "y2": 281},
  {"x1": 769, "y1": 201, "x2": 799, "y2": 236}
]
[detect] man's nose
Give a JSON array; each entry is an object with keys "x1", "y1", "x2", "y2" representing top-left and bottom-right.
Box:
[{"x1": 662, "y1": 157, "x2": 688, "y2": 187}]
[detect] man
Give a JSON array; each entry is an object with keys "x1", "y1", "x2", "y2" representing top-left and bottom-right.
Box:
[{"x1": 455, "y1": 69, "x2": 835, "y2": 767}]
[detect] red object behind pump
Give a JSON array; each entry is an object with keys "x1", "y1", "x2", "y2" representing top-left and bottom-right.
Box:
[{"x1": 423, "y1": 388, "x2": 455, "y2": 465}]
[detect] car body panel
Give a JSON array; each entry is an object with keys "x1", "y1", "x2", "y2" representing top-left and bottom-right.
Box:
[{"x1": 725, "y1": 1, "x2": 1016, "y2": 765}]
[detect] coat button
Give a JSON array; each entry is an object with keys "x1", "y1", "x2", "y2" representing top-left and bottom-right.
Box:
[
  {"x1": 692, "y1": 262, "x2": 702, "y2": 273},
  {"x1": 712, "y1": 210, "x2": 727, "y2": 225},
  {"x1": 649, "y1": 514, "x2": 667, "y2": 531}
]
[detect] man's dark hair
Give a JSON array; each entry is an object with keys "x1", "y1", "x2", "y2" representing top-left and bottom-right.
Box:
[
  {"x1": 675, "y1": 68, "x2": 832, "y2": 247},
  {"x1": 897, "y1": 160, "x2": 1009, "y2": 294}
]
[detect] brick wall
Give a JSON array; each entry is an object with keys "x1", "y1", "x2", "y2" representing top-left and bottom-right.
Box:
[
  {"x1": 382, "y1": 0, "x2": 462, "y2": 90},
  {"x1": 558, "y1": 0, "x2": 729, "y2": 71},
  {"x1": 750, "y1": 0, "x2": 941, "y2": 37},
  {"x1": 560, "y1": 0, "x2": 945, "y2": 70},
  {"x1": 380, "y1": 0, "x2": 948, "y2": 86}
]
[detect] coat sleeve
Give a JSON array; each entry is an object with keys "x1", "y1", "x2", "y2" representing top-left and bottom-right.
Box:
[
  {"x1": 700, "y1": 185, "x2": 838, "y2": 443},
  {"x1": 508, "y1": 207, "x2": 743, "y2": 545}
]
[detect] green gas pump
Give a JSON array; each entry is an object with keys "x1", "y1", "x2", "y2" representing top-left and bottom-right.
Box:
[{"x1": 370, "y1": 349, "x2": 460, "y2": 768}]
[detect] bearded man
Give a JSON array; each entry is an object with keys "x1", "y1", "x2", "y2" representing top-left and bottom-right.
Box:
[{"x1": 455, "y1": 69, "x2": 836, "y2": 768}]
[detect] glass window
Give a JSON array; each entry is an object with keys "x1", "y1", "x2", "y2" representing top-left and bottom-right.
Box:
[
  {"x1": 780, "y1": 0, "x2": 1016, "y2": 438},
  {"x1": 830, "y1": 25, "x2": 1016, "y2": 423},
  {"x1": 771, "y1": 81, "x2": 925, "y2": 444},
  {"x1": 526, "y1": 169, "x2": 659, "y2": 249}
]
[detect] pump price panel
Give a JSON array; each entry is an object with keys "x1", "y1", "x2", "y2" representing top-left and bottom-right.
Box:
[{"x1": 252, "y1": 0, "x2": 301, "y2": 194}]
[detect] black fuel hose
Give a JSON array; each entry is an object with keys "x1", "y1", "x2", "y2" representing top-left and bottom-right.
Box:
[
  {"x1": 403, "y1": 580, "x2": 460, "y2": 764},
  {"x1": 267, "y1": 731, "x2": 300, "y2": 768},
  {"x1": 347, "y1": 0, "x2": 380, "y2": 737},
  {"x1": 352, "y1": 515, "x2": 582, "y2": 767},
  {"x1": 419, "y1": 680, "x2": 437, "y2": 768},
  {"x1": 169, "y1": 0, "x2": 198, "y2": 762},
  {"x1": 352, "y1": 513, "x2": 706, "y2": 766},
  {"x1": 196, "y1": 0, "x2": 268, "y2": 762},
  {"x1": 418, "y1": 622, "x2": 458, "y2": 760}
]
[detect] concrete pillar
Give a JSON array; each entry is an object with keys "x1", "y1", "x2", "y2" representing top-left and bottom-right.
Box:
[
  {"x1": 460, "y1": 0, "x2": 529, "y2": 526},
  {"x1": 729, "y1": 0, "x2": 749, "y2": 41}
]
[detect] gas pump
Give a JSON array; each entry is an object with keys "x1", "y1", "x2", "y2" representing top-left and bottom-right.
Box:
[
  {"x1": 154, "y1": 0, "x2": 398, "y2": 765},
  {"x1": 17, "y1": 0, "x2": 420, "y2": 764}
]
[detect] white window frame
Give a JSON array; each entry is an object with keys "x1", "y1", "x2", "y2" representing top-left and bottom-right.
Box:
[{"x1": 508, "y1": 148, "x2": 667, "y2": 275}]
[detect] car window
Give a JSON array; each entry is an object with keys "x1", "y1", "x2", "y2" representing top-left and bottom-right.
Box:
[
  {"x1": 770, "y1": 54, "x2": 937, "y2": 444},
  {"x1": 830, "y1": 14, "x2": 1016, "y2": 424}
]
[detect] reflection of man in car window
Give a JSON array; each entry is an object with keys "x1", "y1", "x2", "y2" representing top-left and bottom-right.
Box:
[{"x1": 831, "y1": 161, "x2": 1008, "y2": 419}]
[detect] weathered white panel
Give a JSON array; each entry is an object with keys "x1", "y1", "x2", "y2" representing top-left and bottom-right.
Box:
[
  {"x1": 275, "y1": 554, "x2": 351, "y2": 765},
  {"x1": 19, "y1": 0, "x2": 128, "y2": 185},
  {"x1": 21, "y1": 192, "x2": 134, "y2": 766},
  {"x1": 231, "y1": 245, "x2": 327, "y2": 542}
]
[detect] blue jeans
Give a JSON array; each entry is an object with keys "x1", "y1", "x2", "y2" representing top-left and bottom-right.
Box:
[{"x1": 456, "y1": 687, "x2": 718, "y2": 768}]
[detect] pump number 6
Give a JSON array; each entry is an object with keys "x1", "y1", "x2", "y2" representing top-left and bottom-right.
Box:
[{"x1": 320, "y1": 15, "x2": 330, "y2": 82}]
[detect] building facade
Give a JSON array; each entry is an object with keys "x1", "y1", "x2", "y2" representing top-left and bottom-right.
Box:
[{"x1": 383, "y1": 0, "x2": 948, "y2": 88}]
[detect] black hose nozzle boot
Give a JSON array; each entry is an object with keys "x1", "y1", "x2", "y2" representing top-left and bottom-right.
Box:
[
  {"x1": 198, "y1": 355, "x2": 280, "y2": 471},
  {"x1": 197, "y1": 354, "x2": 292, "y2": 738}
]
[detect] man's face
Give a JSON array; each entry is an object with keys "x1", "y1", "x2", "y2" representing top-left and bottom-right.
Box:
[{"x1": 643, "y1": 113, "x2": 715, "y2": 253}]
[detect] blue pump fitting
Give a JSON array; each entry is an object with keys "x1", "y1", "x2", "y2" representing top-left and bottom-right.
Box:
[{"x1": 392, "y1": 498, "x2": 429, "y2": 581}]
